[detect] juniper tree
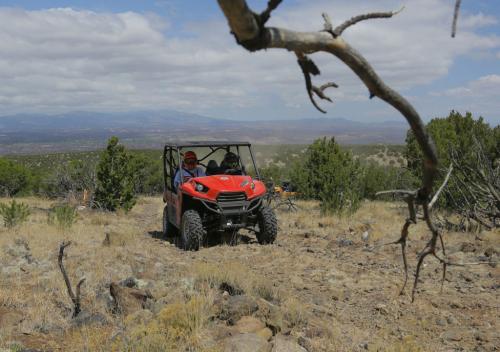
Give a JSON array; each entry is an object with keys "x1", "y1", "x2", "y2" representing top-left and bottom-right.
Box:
[{"x1": 94, "y1": 136, "x2": 136, "y2": 211}]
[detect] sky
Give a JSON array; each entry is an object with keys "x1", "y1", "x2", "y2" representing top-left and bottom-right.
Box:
[{"x1": 0, "y1": 0, "x2": 498, "y2": 124}]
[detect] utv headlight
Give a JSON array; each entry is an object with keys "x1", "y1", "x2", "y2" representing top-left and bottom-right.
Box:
[
  {"x1": 250, "y1": 182, "x2": 255, "y2": 190},
  {"x1": 195, "y1": 183, "x2": 205, "y2": 192}
]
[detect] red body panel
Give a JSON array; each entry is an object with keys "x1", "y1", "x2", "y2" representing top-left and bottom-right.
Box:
[{"x1": 178, "y1": 175, "x2": 266, "y2": 201}]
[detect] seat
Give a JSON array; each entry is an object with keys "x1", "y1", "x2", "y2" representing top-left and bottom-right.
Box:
[{"x1": 206, "y1": 160, "x2": 221, "y2": 176}]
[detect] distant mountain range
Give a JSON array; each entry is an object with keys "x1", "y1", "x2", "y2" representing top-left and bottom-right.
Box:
[{"x1": 0, "y1": 110, "x2": 409, "y2": 154}]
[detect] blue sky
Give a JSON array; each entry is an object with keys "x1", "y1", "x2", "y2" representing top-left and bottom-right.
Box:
[{"x1": 0, "y1": 0, "x2": 498, "y2": 125}]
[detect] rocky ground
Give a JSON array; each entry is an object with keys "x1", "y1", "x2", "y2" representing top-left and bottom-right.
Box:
[{"x1": 0, "y1": 197, "x2": 498, "y2": 352}]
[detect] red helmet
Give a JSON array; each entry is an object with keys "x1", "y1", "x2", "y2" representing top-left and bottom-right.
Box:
[{"x1": 183, "y1": 151, "x2": 197, "y2": 163}]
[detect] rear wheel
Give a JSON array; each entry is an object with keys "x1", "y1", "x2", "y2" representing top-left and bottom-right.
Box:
[
  {"x1": 162, "y1": 206, "x2": 177, "y2": 238},
  {"x1": 181, "y1": 210, "x2": 205, "y2": 251},
  {"x1": 256, "y1": 206, "x2": 278, "y2": 244}
]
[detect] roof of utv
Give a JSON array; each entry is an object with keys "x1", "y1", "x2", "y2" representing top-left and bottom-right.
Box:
[{"x1": 164, "y1": 141, "x2": 251, "y2": 148}]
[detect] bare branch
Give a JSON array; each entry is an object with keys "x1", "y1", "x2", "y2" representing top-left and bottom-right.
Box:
[
  {"x1": 322, "y1": 13, "x2": 333, "y2": 33},
  {"x1": 58, "y1": 241, "x2": 84, "y2": 317},
  {"x1": 429, "y1": 164, "x2": 453, "y2": 209},
  {"x1": 296, "y1": 52, "x2": 337, "y2": 113},
  {"x1": 376, "y1": 190, "x2": 418, "y2": 197},
  {"x1": 451, "y1": 0, "x2": 462, "y2": 38},
  {"x1": 259, "y1": 0, "x2": 283, "y2": 26},
  {"x1": 333, "y1": 6, "x2": 405, "y2": 37},
  {"x1": 217, "y1": 0, "x2": 442, "y2": 300}
]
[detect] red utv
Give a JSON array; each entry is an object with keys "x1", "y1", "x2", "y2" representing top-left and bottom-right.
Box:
[{"x1": 162, "y1": 141, "x2": 278, "y2": 250}]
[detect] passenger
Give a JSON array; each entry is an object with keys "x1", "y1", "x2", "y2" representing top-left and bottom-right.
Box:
[
  {"x1": 220, "y1": 151, "x2": 243, "y2": 175},
  {"x1": 174, "y1": 151, "x2": 206, "y2": 189}
]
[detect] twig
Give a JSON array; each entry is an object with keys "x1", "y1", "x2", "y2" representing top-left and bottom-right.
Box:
[
  {"x1": 296, "y1": 52, "x2": 337, "y2": 113},
  {"x1": 332, "y1": 6, "x2": 405, "y2": 37},
  {"x1": 259, "y1": 0, "x2": 283, "y2": 26},
  {"x1": 429, "y1": 164, "x2": 453, "y2": 209},
  {"x1": 58, "y1": 241, "x2": 85, "y2": 317},
  {"x1": 451, "y1": 0, "x2": 462, "y2": 38}
]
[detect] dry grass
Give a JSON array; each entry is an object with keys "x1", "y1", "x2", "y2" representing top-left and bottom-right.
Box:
[{"x1": 1, "y1": 196, "x2": 498, "y2": 352}]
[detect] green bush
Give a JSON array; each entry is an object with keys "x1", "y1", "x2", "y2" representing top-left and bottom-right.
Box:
[
  {"x1": 361, "y1": 162, "x2": 419, "y2": 200},
  {"x1": 94, "y1": 136, "x2": 136, "y2": 211},
  {"x1": 0, "y1": 200, "x2": 30, "y2": 228},
  {"x1": 129, "y1": 153, "x2": 163, "y2": 195},
  {"x1": 0, "y1": 158, "x2": 32, "y2": 197},
  {"x1": 48, "y1": 204, "x2": 77, "y2": 230},
  {"x1": 405, "y1": 110, "x2": 499, "y2": 209},
  {"x1": 290, "y1": 137, "x2": 363, "y2": 215}
]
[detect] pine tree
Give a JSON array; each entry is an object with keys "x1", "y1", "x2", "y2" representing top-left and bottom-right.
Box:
[
  {"x1": 290, "y1": 137, "x2": 363, "y2": 215},
  {"x1": 94, "y1": 137, "x2": 136, "y2": 211}
]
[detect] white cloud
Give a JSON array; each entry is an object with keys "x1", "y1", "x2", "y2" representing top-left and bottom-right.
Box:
[
  {"x1": 433, "y1": 74, "x2": 500, "y2": 97},
  {"x1": 0, "y1": 1, "x2": 498, "y2": 122},
  {"x1": 427, "y1": 75, "x2": 500, "y2": 121},
  {"x1": 460, "y1": 13, "x2": 498, "y2": 29}
]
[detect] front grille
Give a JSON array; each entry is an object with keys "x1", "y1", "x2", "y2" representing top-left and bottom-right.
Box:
[
  {"x1": 217, "y1": 192, "x2": 247, "y2": 215},
  {"x1": 217, "y1": 192, "x2": 246, "y2": 202}
]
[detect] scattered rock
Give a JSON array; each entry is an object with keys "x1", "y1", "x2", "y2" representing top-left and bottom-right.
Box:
[
  {"x1": 109, "y1": 282, "x2": 154, "y2": 316},
  {"x1": 484, "y1": 247, "x2": 498, "y2": 258},
  {"x1": 358, "y1": 342, "x2": 369, "y2": 350},
  {"x1": 361, "y1": 231, "x2": 369, "y2": 242},
  {"x1": 219, "y1": 295, "x2": 259, "y2": 324},
  {"x1": 119, "y1": 277, "x2": 151, "y2": 290},
  {"x1": 436, "y1": 317, "x2": 447, "y2": 326},
  {"x1": 71, "y1": 310, "x2": 107, "y2": 327},
  {"x1": 272, "y1": 335, "x2": 307, "y2": 352},
  {"x1": 220, "y1": 281, "x2": 244, "y2": 296},
  {"x1": 459, "y1": 242, "x2": 476, "y2": 253},
  {"x1": 223, "y1": 333, "x2": 271, "y2": 352},
  {"x1": 374, "y1": 304, "x2": 389, "y2": 315},
  {"x1": 235, "y1": 316, "x2": 265, "y2": 334},
  {"x1": 441, "y1": 329, "x2": 463, "y2": 342},
  {"x1": 255, "y1": 298, "x2": 284, "y2": 334},
  {"x1": 257, "y1": 328, "x2": 273, "y2": 341},
  {"x1": 337, "y1": 238, "x2": 354, "y2": 247}
]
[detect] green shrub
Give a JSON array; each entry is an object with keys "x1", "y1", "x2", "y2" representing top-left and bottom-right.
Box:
[
  {"x1": 0, "y1": 200, "x2": 30, "y2": 228},
  {"x1": 48, "y1": 204, "x2": 77, "y2": 230},
  {"x1": 290, "y1": 137, "x2": 363, "y2": 215},
  {"x1": 94, "y1": 136, "x2": 136, "y2": 212},
  {"x1": 361, "y1": 162, "x2": 419, "y2": 200},
  {"x1": 0, "y1": 158, "x2": 32, "y2": 197},
  {"x1": 405, "y1": 110, "x2": 499, "y2": 209}
]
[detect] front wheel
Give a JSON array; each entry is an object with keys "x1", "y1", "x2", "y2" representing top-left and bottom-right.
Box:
[
  {"x1": 256, "y1": 206, "x2": 278, "y2": 244},
  {"x1": 180, "y1": 210, "x2": 205, "y2": 251}
]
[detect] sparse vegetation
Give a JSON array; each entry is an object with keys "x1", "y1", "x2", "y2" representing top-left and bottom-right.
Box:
[
  {"x1": 1, "y1": 196, "x2": 497, "y2": 351},
  {"x1": 0, "y1": 199, "x2": 30, "y2": 228},
  {"x1": 48, "y1": 204, "x2": 77, "y2": 230}
]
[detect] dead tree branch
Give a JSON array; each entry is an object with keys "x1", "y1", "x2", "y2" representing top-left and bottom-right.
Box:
[
  {"x1": 218, "y1": 0, "x2": 440, "y2": 301},
  {"x1": 58, "y1": 241, "x2": 85, "y2": 317},
  {"x1": 452, "y1": 0, "x2": 462, "y2": 38},
  {"x1": 429, "y1": 164, "x2": 453, "y2": 209},
  {"x1": 332, "y1": 6, "x2": 405, "y2": 37}
]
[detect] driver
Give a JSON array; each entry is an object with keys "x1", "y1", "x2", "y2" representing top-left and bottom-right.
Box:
[
  {"x1": 174, "y1": 151, "x2": 206, "y2": 190},
  {"x1": 220, "y1": 151, "x2": 242, "y2": 175}
]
